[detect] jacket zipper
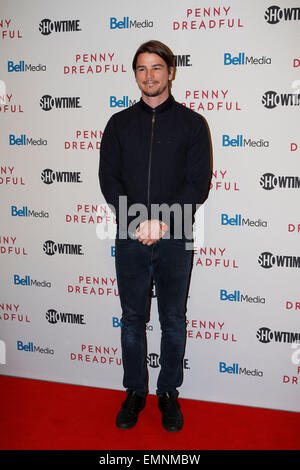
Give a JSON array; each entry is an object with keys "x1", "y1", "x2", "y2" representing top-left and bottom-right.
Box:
[{"x1": 147, "y1": 110, "x2": 156, "y2": 212}]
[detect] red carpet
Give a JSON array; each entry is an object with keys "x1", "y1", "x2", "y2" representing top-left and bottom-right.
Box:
[{"x1": 0, "y1": 374, "x2": 299, "y2": 450}]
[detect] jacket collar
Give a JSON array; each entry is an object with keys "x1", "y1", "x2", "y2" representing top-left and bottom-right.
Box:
[{"x1": 139, "y1": 94, "x2": 174, "y2": 114}]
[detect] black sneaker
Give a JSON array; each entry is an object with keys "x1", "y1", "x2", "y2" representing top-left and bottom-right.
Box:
[
  {"x1": 116, "y1": 390, "x2": 146, "y2": 429},
  {"x1": 158, "y1": 392, "x2": 183, "y2": 432}
]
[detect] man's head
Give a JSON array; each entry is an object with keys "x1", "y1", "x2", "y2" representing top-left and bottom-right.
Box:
[
  {"x1": 132, "y1": 40, "x2": 175, "y2": 73},
  {"x1": 132, "y1": 40, "x2": 175, "y2": 101}
]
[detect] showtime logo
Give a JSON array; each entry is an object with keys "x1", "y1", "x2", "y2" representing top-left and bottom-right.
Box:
[
  {"x1": 110, "y1": 17, "x2": 153, "y2": 29},
  {"x1": 264, "y1": 6, "x2": 300, "y2": 24},
  {"x1": 256, "y1": 327, "x2": 300, "y2": 344},
  {"x1": 45, "y1": 308, "x2": 86, "y2": 325},
  {"x1": 258, "y1": 252, "x2": 300, "y2": 269},
  {"x1": 147, "y1": 353, "x2": 190, "y2": 370},
  {"x1": 40, "y1": 95, "x2": 81, "y2": 111},
  {"x1": 39, "y1": 18, "x2": 81, "y2": 35},
  {"x1": 41, "y1": 169, "x2": 82, "y2": 184},
  {"x1": 43, "y1": 240, "x2": 83, "y2": 256},
  {"x1": 173, "y1": 54, "x2": 192, "y2": 67},
  {"x1": 262, "y1": 90, "x2": 300, "y2": 108},
  {"x1": 260, "y1": 173, "x2": 300, "y2": 190}
]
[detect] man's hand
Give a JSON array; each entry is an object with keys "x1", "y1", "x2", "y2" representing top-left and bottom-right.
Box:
[{"x1": 136, "y1": 219, "x2": 168, "y2": 245}]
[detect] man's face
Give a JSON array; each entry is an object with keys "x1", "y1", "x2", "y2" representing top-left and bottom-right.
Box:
[{"x1": 135, "y1": 52, "x2": 173, "y2": 99}]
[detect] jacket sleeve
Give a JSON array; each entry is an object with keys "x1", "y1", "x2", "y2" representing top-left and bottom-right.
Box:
[
  {"x1": 99, "y1": 115, "x2": 137, "y2": 231},
  {"x1": 166, "y1": 116, "x2": 211, "y2": 236}
]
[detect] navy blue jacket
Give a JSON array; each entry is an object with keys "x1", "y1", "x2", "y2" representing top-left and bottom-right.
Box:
[{"x1": 99, "y1": 95, "x2": 211, "y2": 236}]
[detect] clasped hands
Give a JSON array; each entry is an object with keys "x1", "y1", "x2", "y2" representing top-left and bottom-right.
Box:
[{"x1": 135, "y1": 219, "x2": 168, "y2": 246}]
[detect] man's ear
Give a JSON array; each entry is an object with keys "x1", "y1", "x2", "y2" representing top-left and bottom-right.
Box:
[{"x1": 168, "y1": 66, "x2": 174, "y2": 81}]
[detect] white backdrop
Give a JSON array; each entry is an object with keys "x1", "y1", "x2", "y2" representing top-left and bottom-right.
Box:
[{"x1": 1, "y1": 0, "x2": 300, "y2": 412}]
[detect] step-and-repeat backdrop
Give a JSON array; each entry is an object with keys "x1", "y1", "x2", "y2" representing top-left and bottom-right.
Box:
[{"x1": 1, "y1": 0, "x2": 299, "y2": 412}]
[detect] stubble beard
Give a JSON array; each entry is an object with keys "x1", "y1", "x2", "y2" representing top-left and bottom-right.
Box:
[{"x1": 141, "y1": 81, "x2": 169, "y2": 98}]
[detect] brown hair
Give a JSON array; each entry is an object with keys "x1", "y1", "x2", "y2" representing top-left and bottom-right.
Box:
[{"x1": 132, "y1": 40, "x2": 175, "y2": 72}]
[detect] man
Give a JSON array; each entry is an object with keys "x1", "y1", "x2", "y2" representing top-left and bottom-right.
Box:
[{"x1": 99, "y1": 40, "x2": 211, "y2": 432}]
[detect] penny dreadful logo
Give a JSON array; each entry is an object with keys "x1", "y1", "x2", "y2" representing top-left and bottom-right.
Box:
[
  {"x1": 193, "y1": 247, "x2": 238, "y2": 269},
  {"x1": 70, "y1": 344, "x2": 122, "y2": 365},
  {"x1": 186, "y1": 320, "x2": 237, "y2": 341},
  {"x1": 172, "y1": 6, "x2": 244, "y2": 31},
  {"x1": 67, "y1": 275, "x2": 118, "y2": 297},
  {"x1": 0, "y1": 19, "x2": 22, "y2": 39},
  {"x1": 65, "y1": 130, "x2": 102, "y2": 151},
  {"x1": 0, "y1": 166, "x2": 25, "y2": 185},
  {"x1": 0, "y1": 303, "x2": 30, "y2": 323},
  {"x1": 181, "y1": 89, "x2": 241, "y2": 112},
  {"x1": 64, "y1": 52, "x2": 127, "y2": 75}
]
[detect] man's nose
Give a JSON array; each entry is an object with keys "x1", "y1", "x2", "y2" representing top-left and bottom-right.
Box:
[{"x1": 146, "y1": 69, "x2": 154, "y2": 79}]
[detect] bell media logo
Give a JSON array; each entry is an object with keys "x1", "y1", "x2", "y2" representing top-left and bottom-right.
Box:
[
  {"x1": 39, "y1": 18, "x2": 81, "y2": 35},
  {"x1": 219, "y1": 361, "x2": 263, "y2": 377},
  {"x1": 9, "y1": 134, "x2": 47, "y2": 146},
  {"x1": 260, "y1": 173, "x2": 300, "y2": 190},
  {"x1": 264, "y1": 6, "x2": 300, "y2": 24},
  {"x1": 221, "y1": 213, "x2": 267, "y2": 228},
  {"x1": 8, "y1": 60, "x2": 46, "y2": 72},
  {"x1": 110, "y1": 17, "x2": 153, "y2": 29},
  {"x1": 224, "y1": 52, "x2": 271, "y2": 66},
  {"x1": 109, "y1": 96, "x2": 137, "y2": 108}
]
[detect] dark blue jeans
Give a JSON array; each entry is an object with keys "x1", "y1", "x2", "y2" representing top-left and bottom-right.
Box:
[{"x1": 115, "y1": 231, "x2": 193, "y2": 396}]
